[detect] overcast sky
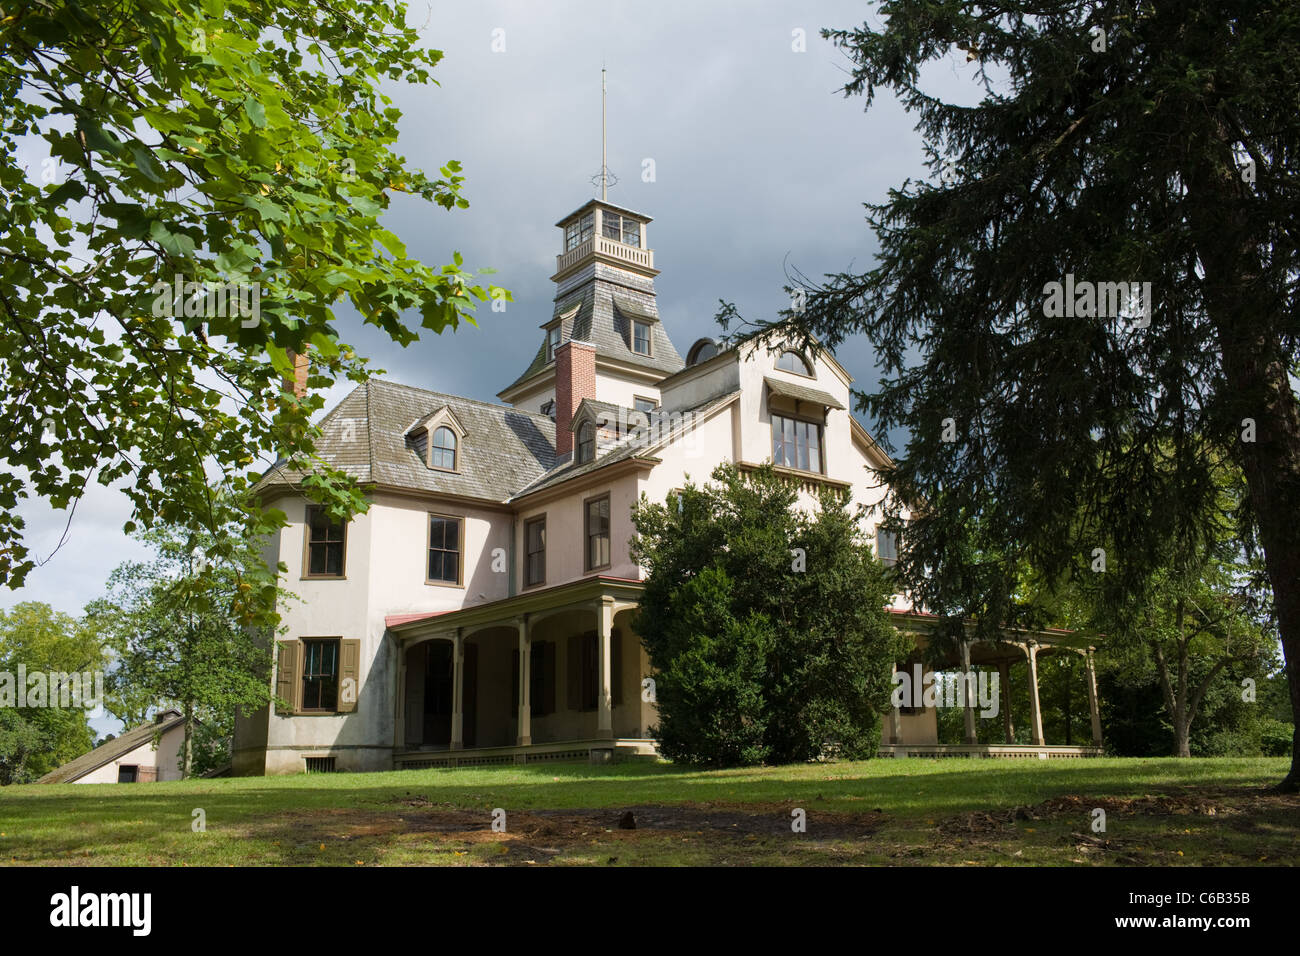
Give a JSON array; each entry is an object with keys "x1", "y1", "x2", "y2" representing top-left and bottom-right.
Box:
[{"x1": 6, "y1": 1, "x2": 988, "y2": 636}]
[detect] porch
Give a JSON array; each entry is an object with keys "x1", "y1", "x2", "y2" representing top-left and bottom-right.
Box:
[
  {"x1": 386, "y1": 576, "x2": 656, "y2": 769},
  {"x1": 880, "y1": 612, "x2": 1104, "y2": 758}
]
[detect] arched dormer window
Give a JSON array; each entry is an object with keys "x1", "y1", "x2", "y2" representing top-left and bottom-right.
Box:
[
  {"x1": 577, "y1": 420, "x2": 596, "y2": 463},
  {"x1": 776, "y1": 350, "x2": 812, "y2": 376},
  {"x1": 687, "y1": 338, "x2": 719, "y2": 366},
  {"x1": 430, "y1": 426, "x2": 457, "y2": 471}
]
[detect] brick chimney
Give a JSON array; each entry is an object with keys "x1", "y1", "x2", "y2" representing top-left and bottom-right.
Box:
[
  {"x1": 287, "y1": 349, "x2": 309, "y2": 399},
  {"x1": 554, "y1": 340, "x2": 596, "y2": 458}
]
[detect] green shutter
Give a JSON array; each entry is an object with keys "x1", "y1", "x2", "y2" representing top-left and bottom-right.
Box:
[
  {"x1": 566, "y1": 634, "x2": 581, "y2": 711},
  {"x1": 338, "y1": 639, "x2": 360, "y2": 713},
  {"x1": 583, "y1": 631, "x2": 598, "y2": 710},
  {"x1": 543, "y1": 641, "x2": 556, "y2": 715},
  {"x1": 275, "y1": 641, "x2": 298, "y2": 715}
]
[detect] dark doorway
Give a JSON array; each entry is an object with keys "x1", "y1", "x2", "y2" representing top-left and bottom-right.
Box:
[
  {"x1": 424, "y1": 642, "x2": 452, "y2": 746},
  {"x1": 422, "y1": 643, "x2": 477, "y2": 747},
  {"x1": 117, "y1": 765, "x2": 138, "y2": 783}
]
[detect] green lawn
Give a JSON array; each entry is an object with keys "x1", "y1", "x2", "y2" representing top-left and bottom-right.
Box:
[{"x1": 0, "y1": 757, "x2": 1293, "y2": 866}]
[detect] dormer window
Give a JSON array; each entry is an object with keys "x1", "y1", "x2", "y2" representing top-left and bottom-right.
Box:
[
  {"x1": 564, "y1": 212, "x2": 594, "y2": 251},
  {"x1": 577, "y1": 420, "x2": 596, "y2": 463},
  {"x1": 409, "y1": 406, "x2": 467, "y2": 472},
  {"x1": 776, "y1": 350, "x2": 812, "y2": 375},
  {"x1": 601, "y1": 211, "x2": 641, "y2": 248},
  {"x1": 632, "y1": 320, "x2": 651, "y2": 356},
  {"x1": 546, "y1": 324, "x2": 562, "y2": 362},
  {"x1": 430, "y1": 426, "x2": 457, "y2": 471},
  {"x1": 687, "y1": 338, "x2": 719, "y2": 365}
]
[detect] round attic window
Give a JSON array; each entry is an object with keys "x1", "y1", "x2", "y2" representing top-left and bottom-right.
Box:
[{"x1": 687, "y1": 338, "x2": 719, "y2": 366}]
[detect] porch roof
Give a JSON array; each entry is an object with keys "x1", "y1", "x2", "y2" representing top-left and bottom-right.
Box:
[
  {"x1": 386, "y1": 575, "x2": 645, "y2": 636},
  {"x1": 889, "y1": 609, "x2": 1095, "y2": 654}
]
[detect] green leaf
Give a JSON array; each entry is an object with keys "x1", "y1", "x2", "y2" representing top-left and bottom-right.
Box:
[
  {"x1": 43, "y1": 179, "x2": 88, "y2": 208},
  {"x1": 244, "y1": 96, "x2": 267, "y2": 129},
  {"x1": 131, "y1": 145, "x2": 165, "y2": 183},
  {"x1": 149, "y1": 220, "x2": 196, "y2": 257},
  {"x1": 77, "y1": 119, "x2": 122, "y2": 156}
]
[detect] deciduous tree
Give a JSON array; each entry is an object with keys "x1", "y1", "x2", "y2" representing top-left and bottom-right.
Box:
[{"x1": 0, "y1": 1, "x2": 505, "y2": 623}]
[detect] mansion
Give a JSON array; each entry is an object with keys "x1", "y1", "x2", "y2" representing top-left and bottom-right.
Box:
[{"x1": 232, "y1": 197, "x2": 1101, "y2": 775}]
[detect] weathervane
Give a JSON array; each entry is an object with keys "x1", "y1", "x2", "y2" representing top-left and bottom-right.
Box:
[{"x1": 590, "y1": 68, "x2": 618, "y2": 198}]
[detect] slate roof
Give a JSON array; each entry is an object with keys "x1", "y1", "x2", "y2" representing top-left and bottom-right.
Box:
[
  {"x1": 36, "y1": 710, "x2": 185, "y2": 784},
  {"x1": 511, "y1": 387, "x2": 742, "y2": 500},
  {"x1": 255, "y1": 379, "x2": 557, "y2": 503},
  {"x1": 500, "y1": 283, "x2": 685, "y2": 395}
]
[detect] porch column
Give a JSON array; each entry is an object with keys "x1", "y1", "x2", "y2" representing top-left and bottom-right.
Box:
[
  {"x1": 997, "y1": 660, "x2": 1014, "y2": 744},
  {"x1": 450, "y1": 628, "x2": 464, "y2": 750},
  {"x1": 887, "y1": 663, "x2": 901, "y2": 745},
  {"x1": 517, "y1": 615, "x2": 531, "y2": 746},
  {"x1": 1025, "y1": 642, "x2": 1045, "y2": 745},
  {"x1": 394, "y1": 642, "x2": 406, "y2": 753},
  {"x1": 960, "y1": 640, "x2": 977, "y2": 745},
  {"x1": 1084, "y1": 648, "x2": 1103, "y2": 747},
  {"x1": 596, "y1": 598, "x2": 614, "y2": 739}
]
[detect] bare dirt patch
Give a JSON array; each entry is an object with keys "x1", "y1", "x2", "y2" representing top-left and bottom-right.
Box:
[
  {"x1": 937, "y1": 785, "x2": 1296, "y2": 836},
  {"x1": 262, "y1": 800, "x2": 887, "y2": 862}
]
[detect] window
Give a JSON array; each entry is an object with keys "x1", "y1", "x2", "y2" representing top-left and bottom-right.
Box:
[
  {"x1": 304, "y1": 505, "x2": 346, "y2": 577},
  {"x1": 601, "y1": 211, "x2": 641, "y2": 248},
  {"x1": 430, "y1": 426, "x2": 457, "y2": 471},
  {"x1": 277, "y1": 638, "x2": 358, "y2": 716},
  {"x1": 525, "y1": 516, "x2": 546, "y2": 587},
  {"x1": 546, "y1": 324, "x2": 562, "y2": 362},
  {"x1": 577, "y1": 420, "x2": 596, "y2": 463},
  {"x1": 301, "y1": 638, "x2": 340, "y2": 711},
  {"x1": 585, "y1": 494, "x2": 611, "y2": 570},
  {"x1": 771, "y1": 413, "x2": 823, "y2": 473},
  {"x1": 427, "y1": 515, "x2": 462, "y2": 585},
  {"x1": 687, "y1": 339, "x2": 719, "y2": 365},
  {"x1": 117, "y1": 765, "x2": 138, "y2": 784},
  {"x1": 776, "y1": 350, "x2": 812, "y2": 375},
  {"x1": 564, "y1": 211, "x2": 594, "y2": 251},
  {"x1": 632, "y1": 320, "x2": 651, "y2": 355},
  {"x1": 304, "y1": 756, "x2": 336, "y2": 773},
  {"x1": 633, "y1": 396, "x2": 658, "y2": 413},
  {"x1": 877, "y1": 527, "x2": 899, "y2": 567}
]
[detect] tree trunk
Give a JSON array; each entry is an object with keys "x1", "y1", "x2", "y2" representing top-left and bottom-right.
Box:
[
  {"x1": 1187, "y1": 118, "x2": 1300, "y2": 792},
  {"x1": 1215, "y1": 336, "x2": 1300, "y2": 789},
  {"x1": 1151, "y1": 639, "x2": 1191, "y2": 758}
]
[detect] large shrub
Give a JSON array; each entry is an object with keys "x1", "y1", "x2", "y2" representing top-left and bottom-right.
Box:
[{"x1": 630, "y1": 463, "x2": 906, "y2": 767}]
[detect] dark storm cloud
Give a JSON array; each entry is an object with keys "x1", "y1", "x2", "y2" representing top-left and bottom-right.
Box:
[{"x1": 10, "y1": 0, "x2": 986, "y2": 617}]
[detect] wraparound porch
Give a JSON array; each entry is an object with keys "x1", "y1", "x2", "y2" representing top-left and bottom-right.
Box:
[
  {"x1": 882, "y1": 612, "x2": 1104, "y2": 758},
  {"x1": 386, "y1": 576, "x2": 655, "y2": 767}
]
